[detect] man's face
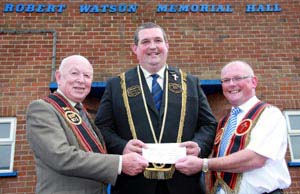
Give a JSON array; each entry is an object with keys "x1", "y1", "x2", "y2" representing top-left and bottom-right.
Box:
[
  {"x1": 132, "y1": 28, "x2": 169, "y2": 73},
  {"x1": 221, "y1": 63, "x2": 257, "y2": 107},
  {"x1": 56, "y1": 57, "x2": 93, "y2": 103}
]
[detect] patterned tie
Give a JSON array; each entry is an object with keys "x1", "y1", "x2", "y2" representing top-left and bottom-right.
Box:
[
  {"x1": 219, "y1": 107, "x2": 241, "y2": 156},
  {"x1": 75, "y1": 103, "x2": 94, "y2": 135},
  {"x1": 151, "y1": 74, "x2": 163, "y2": 111}
]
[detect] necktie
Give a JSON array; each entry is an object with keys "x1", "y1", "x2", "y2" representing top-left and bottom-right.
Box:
[
  {"x1": 75, "y1": 103, "x2": 106, "y2": 151},
  {"x1": 151, "y1": 74, "x2": 163, "y2": 111},
  {"x1": 75, "y1": 103, "x2": 94, "y2": 134},
  {"x1": 219, "y1": 107, "x2": 241, "y2": 156}
]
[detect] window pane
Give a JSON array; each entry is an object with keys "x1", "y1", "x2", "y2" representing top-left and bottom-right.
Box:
[
  {"x1": 0, "y1": 123, "x2": 11, "y2": 138},
  {"x1": 289, "y1": 115, "x2": 300, "y2": 131},
  {"x1": 0, "y1": 145, "x2": 11, "y2": 170},
  {"x1": 290, "y1": 135, "x2": 300, "y2": 160},
  {"x1": 0, "y1": 122, "x2": 11, "y2": 138}
]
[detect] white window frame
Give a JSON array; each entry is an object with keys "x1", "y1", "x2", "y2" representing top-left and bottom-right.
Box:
[
  {"x1": 283, "y1": 110, "x2": 300, "y2": 162},
  {"x1": 0, "y1": 117, "x2": 17, "y2": 173}
]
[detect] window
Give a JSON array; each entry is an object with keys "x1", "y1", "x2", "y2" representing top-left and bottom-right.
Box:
[
  {"x1": 0, "y1": 117, "x2": 17, "y2": 173},
  {"x1": 284, "y1": 111, "x2": 300, "y2": 162}
]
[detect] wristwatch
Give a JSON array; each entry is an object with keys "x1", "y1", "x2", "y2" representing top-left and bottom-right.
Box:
[{"x1": 202, "y1": 158, "x2": 209, "y2": 173}]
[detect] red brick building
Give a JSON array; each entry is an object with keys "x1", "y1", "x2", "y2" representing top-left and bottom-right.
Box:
[{"x1": 0, "y1": 0, "x2": 299, "y2": 193}]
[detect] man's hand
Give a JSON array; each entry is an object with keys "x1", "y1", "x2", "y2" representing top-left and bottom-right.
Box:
[
  {"x1": 180, "y1": 141, "x2": 201, "y2": 156},
  {"x1": 122, "y1": 153, "x2": 148, "y2": 176},
  {"x1": 175, "y1": 155, "x2": 202, "y2": 176},
  {"x1": 123, "y1": 139, "x2": 147, "y2": 155}
]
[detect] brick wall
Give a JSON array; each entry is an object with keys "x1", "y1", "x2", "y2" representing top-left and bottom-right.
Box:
[{"x1": 0, "y1": 0, "x2": 299, "y2": 193}]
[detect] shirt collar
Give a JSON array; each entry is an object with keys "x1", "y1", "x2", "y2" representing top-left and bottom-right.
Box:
[
  {"x1": 56, "y1": 89, "x2": 77, "y2": 107},
  {"x1": 236, "y1": 96, "x2": 259, "y2": 113},
  {"x1": 139, "y1": 65, "x2": 167, "y2": 79}
]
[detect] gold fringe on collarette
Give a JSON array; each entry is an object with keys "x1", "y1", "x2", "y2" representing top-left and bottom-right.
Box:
[
  {"x1": 210, "y1": 174, "x2": 242, "y2": 194},
  {"x1": 144, "y1": 165, "x2": 176, "y2": 180},
  {"x1": 120, "y1": 67, "x2": 187, "y2": 180}
]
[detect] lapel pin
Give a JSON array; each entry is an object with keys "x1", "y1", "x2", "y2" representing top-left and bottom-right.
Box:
[{"x1": 172, "y1": 73, "x2": 178, "y2": 81}]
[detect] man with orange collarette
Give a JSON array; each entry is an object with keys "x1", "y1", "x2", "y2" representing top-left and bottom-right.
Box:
[
  {"x1": 175, "y1": 60, "x2": 291, "y2": 194},
  {"x1": 26, "y1": 55, "x2": 148, "y2": 194}
]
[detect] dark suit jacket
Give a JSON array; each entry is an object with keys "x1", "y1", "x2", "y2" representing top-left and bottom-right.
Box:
[
  {"x1": 26, "y1": 96, "x2": 120, "y2": 194},
  {"x1": 95, "y1": 66, "x2": 217, "y2": 194}
]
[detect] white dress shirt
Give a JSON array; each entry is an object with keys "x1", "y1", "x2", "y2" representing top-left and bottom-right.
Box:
[
  {"x1": 139, "y1": 65, "x2": 166, "y2": 91},
  {"x1": 217, "y1": 96, "x2": 291, "y2": 194}
]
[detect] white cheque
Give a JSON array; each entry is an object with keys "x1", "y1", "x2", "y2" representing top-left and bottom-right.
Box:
[{"x1": 142, "y1": 143, "x2": 186, "y2": 164}]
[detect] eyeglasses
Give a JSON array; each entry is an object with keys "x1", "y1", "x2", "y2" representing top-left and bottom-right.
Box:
[{"x1": 221, "y1": 75, "x2": 253, "y2": 84}]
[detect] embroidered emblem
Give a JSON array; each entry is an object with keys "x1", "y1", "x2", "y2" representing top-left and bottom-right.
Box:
[
  {"x1": 127, "y1": 85, "x2": 141, "y2": 97},
  {"x1": 65, "y1": 110, "x2": 82, "y2": 125},
  {"x1": 235, "y1": 119, "x2": 252, "y2": 136},
  {"x1": 214, "y1": 128, "x2": 224, "y2": 145},
  {"x1": 169, "y1": 83, "x2": 182, "y2": 93}
]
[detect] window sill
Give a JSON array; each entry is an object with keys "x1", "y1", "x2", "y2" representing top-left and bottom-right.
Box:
[
  {"x1": 0, "y1": 171, "x2": 18, "y2": 177},
  {"x1": 288, "y1": 162, "x2": 300, "y2": 167}
]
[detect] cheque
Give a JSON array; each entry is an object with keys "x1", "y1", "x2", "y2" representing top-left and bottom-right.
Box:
[{"x1": 142, "y1": 143, "x2": 186, "y2": 164}]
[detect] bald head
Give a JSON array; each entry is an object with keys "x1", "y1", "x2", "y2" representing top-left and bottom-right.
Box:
[
  {"x1": 59, "y1": 55, "x2": 93, "y2": 74},
  {"x1": 56, "y1": 55, "x2": 93, "y2": 103},
  {"x1": 221, "y1": 60, "x2": 254, "y2": 77}
]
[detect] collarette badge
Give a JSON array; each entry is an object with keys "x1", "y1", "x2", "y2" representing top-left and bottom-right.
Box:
[
  {"x1": 235, "y1": 119, "x2": 252, "y2": 136},
  {"x1": 127, "y1": 85, "x2": 141, "y2": 97},
  {"x1": 214, "y1": 128, "x2": 223, "y2": 145},
  {"x1": 65, "y1": 110, "x2": 82, "y2": 125},
  {"x1": 169, "y1": 83, "x2": 182, "y2": 93}
]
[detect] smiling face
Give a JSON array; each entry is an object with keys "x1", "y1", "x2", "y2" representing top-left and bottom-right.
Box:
[
  {"x1": 56, "y1": 55, "x2": 93, "y2": 103},
  {"x1": 221, "y1": 61, "x2": 258, "y2": 107},
  {"x1": 131, "y1": 27, "x2": 169, "y2": 74}
]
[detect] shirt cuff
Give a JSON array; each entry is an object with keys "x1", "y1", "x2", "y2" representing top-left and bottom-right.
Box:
[{"x1": 118, "y1": 156, "x2": 122, "y2": 175}]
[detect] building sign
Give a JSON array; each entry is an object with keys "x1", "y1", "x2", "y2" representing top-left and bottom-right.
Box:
[{"x1": 2, "y1": 3, "x2": 282, "y2": 14}]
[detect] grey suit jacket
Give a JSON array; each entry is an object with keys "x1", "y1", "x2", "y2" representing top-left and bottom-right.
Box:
[{"x1": 26, "y1": 98, "x2": 119, "y2": 194}]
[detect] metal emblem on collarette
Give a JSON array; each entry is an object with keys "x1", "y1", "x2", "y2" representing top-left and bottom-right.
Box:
[
  {"x1": 214, "y1": 128, "x2": 224, "y2": 145},
  {"x1": 127, "y1": 85, "x2": 141, "y2": 97},
  {"x1": 65, "y1": 110, "x2": 82, "y2": 125},
  {"x1": 169, "y1": 83, "x2": 182, "y2": 94},
  {"x1": 235, "y1": 119, "x2": 252, "y2": 136}
]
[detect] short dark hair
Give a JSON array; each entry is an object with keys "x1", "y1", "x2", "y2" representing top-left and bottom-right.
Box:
[{"x1": 133, "y1": 22, "x2": 168, "y2": 45}]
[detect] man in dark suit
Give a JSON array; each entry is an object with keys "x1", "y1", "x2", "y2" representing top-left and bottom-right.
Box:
[
  {"x1": 95, "y1": 22, "x2": 217, "y2": 194},
  {"x1": 26, "y1": 55, "x2": 148, "y2": 194}
]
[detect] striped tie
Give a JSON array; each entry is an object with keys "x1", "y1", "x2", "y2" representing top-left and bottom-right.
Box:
[
  {"x1": 219, "y1": 107, "x2": 241, "y2": 156},
  {"x1": 75, "y1": 103, "x2": 94, "y2": 134},
  {"x1": 151, "y1": 74, "x2": 163, "y2": 111}
]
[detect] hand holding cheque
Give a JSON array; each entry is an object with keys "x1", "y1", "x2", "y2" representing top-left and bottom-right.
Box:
[{"x1": 122, "y1": 139, "x2": 202, "y2": 179}]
